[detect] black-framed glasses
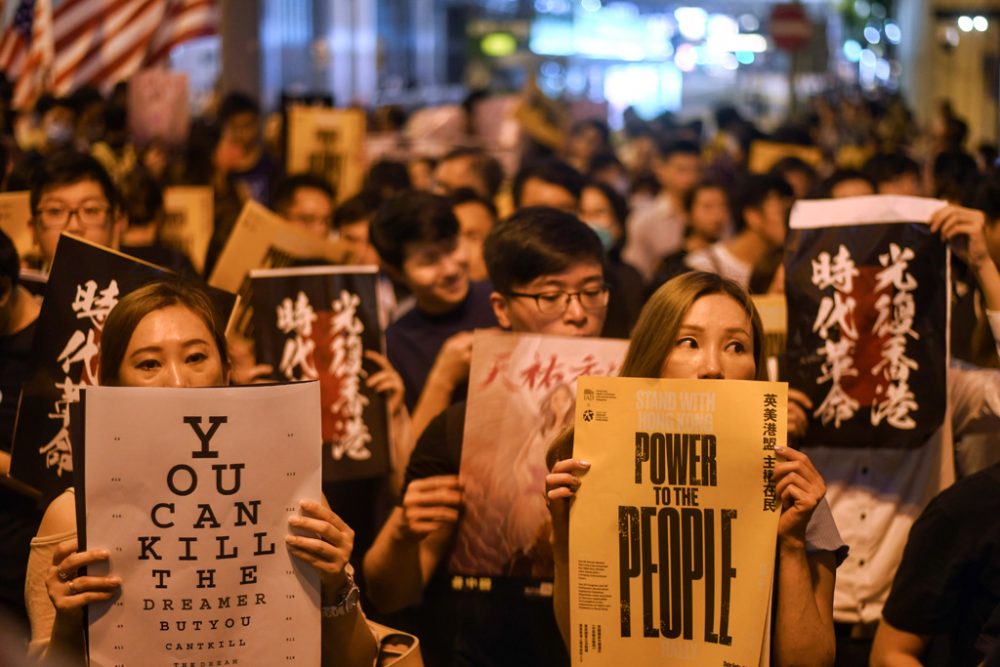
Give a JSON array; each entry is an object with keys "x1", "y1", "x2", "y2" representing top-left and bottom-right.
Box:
[
  {"x1": 34, "y1": 203, "x2": 112, "y2": 231},
  {"x1": 507, "y1": 284, "x2": 610, "y2": 315}
]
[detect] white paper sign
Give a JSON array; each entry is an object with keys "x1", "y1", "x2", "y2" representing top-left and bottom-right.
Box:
[{"x1": 79, "y1": 383, "x2": 323, "y2": 667}]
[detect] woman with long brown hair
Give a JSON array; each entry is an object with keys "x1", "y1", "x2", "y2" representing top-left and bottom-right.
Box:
[{"x1": 546, "y1": 271, "x2": 844, "y2": 666}]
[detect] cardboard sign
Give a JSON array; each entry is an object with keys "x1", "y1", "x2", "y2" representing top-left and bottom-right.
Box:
[
  {"x1": 451, "y1": 330, "x2": 627, "y2": 584},
  {"x1": 9, "y1": 235, "x2": 236, "y2": 500},
  {"x1": 250, "y1": 266, "x2": 389, "y2": 482},
  {"x1": 127, "y1": 69, "x2": 190, "y2": 147},
  {"x1": 286, "y1": 105, "x2": 365, "y2": 202},
  {"x1": 748, "y1": 140, "x2": 823, "y2": 174},
  {"x1": 784, "y1": 195, "x2": 949, "y2": 450},
  {"x1": 161, "y1": 186, "x2": 214, "y2": 273},
  {"x1": 207, "y1": 201, "x2": 353, "y2": 336},
  {"x1": 0, "y1": 191, "x2": 34, "y2": 259},
  {"x1": 76, "y1": 382, "x2": 322, "y2": 667},
  {"x1": 569, "y1": 376, "x2": 785, "y2": 666}
]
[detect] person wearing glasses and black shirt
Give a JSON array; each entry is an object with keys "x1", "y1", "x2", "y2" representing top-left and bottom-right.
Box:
[
  {"x1": 29, "y1": 152, "x2": 126, "y2": 272},
  {"x1": 363, "y1": 207, "x2": 607, "y2": 666}
]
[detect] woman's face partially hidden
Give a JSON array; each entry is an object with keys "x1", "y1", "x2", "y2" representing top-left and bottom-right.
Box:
[
  {"x1": 659, "y1": 294, "x2": 756, "y2": 381},
  {"x1": 118, "y1": 305, "x2": 226, "y2": 388}
]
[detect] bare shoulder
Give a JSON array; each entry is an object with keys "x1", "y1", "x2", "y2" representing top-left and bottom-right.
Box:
[{"x1": 36, "y1": 490, "x2": 78, "y2": 539}]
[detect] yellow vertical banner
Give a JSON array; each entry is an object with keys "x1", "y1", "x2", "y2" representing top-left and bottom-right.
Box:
[{"x1": 569, "y1": 376, "x2": 786, "y2": 666}]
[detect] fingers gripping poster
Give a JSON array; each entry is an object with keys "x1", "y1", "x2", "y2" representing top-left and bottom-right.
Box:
[
  {"x1": 784, "y1": 196, "x2": 949, "y2": 450},
  {"x1": 76, "y1": 383, "x2": 322, "y2": 667},
  {"x1": 451, "y1": 330, "x2": 627, "y2": 585},
  {"x1": 570, "y1": 377, "x2": 785, "y2": 666}
]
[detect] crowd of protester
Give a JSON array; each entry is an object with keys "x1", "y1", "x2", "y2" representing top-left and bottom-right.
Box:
[{"x1": 0, "y1": 73, "x2": 998, "y2": 667}]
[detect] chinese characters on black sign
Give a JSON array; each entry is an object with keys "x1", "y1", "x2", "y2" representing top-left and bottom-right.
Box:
[{"x1": 784, "y1": 196, "x2": 948, "y2": 450}]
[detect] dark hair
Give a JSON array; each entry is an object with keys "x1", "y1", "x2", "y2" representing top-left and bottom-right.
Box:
[
  {"x1": 119, "y1": 167, "x2": 164, "y2": 227},
  {"x1": 933, "y1": 151, "x2": 980, "y2": 204},
  {"x1": 333, "y1": 193, "x2": 377, "y2": 229},
  {"x1": 35, "y1": 94, "x2": 74, "y2": 117},
  {"x1": 217, "y1": 91, "x2": 260, "y2": 125},
  {"x1": 364, "y1": 160, "x2": 412, "y2": 201},
  {"x1": 770, "y1": 156, "x2": 818, "y2": 182},
  {"x1": 439, "y1": 148, "x2": 504, "y2": 199},
  {"x1": 483, "y1": 206, "x2": 604, "y2": 294},
  {"x1": 512, "y1": 158, "x2": 585, "y2": 208},
  {"x1": 99, "y1": 280, "x2": 229, "y2": 386},
  {"x1": 654, "y1": 138, "x2": 701, "y2": 161},
  {"x1": 29, "y1": 151, "x2": 120, "y2": 214},
  {"x1": 272, "y1": 173, "x2": 335, "y2": 216},
  {"x1": 448, "y1": 187, "x2": 498, "y2": 219},
  {"x1": 733, "y1": 174, "x2": 793, "y2": 228},
  {"x1": 370, "y1": 191, "x2": 459, "y2": 271},
  {"x1": 584, "y1": 180, "x2": 628, "y2": 227},
  {"x1": 682, "y1": 180, "x2": 727, "y2": 214},
  {"x1": 570, "y1": 119, "x2": 610, "y2": 146},
  {"x1": 587, "y1": 151, "x2": 625, "y2": 178},
  {"x1": 813, "y1": 169, "x2": 875, "y2": 199},
  {"x1": 972, "y1": 171, "x2": 1000, "y2": 225},
  {"x1": 0, "y1": 228, "x2": 19, "y2": 291},
  {"x1": 862, "y1": 152, "x2": 920, "y2": 187}
]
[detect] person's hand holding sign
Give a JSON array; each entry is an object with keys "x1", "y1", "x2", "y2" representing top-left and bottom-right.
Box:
[
  {"x1": 929, "y1": 204, "x2": 1000, "y2": 313},
  {"x1": 399, "y1": 475, "x2": 463, "y2": 540},
  {"x1": 287, "y1": 500, "x2": 355, "y2": 599},
  {"x1": 771, "y1": 445, "x2": 827, "y2": 549},
  {"x1": 46, "y1": 538, "x2": 121, "y2": 614},
  {"x1": 544, "y1": 458, "x2": 590, "y2": 559}
]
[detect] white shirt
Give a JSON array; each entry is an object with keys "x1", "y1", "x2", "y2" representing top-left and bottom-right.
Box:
[
  {"x1": 684, "y1": 242, "x2": 753, "y2": 290},
  {"x1": 809, "y1": 362, "x2": 1000, "y2": 624},
  {"x1": 621, "y1": 193, "x2": 686, "y2": 282}
]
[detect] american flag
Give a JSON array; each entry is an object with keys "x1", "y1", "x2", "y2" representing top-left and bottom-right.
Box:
[
  {"x1": 0, "y1": 0, "x2": 54, "y2": 110},
  {"x1": 0, "y1": 0, "x2": 217, "y2": 109}
]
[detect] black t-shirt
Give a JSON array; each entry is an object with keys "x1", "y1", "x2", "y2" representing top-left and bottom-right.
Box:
[
  {"x1": 387, "y1": 281, "x2": 498, "y2": 412},
  {"x1": 0, "y1": 318, "x2": 42, "y2": 634},
  {"x1": 0, "y1": 319, "x2": 36, "y2": 453},
  {"x1": 882, "y1": 463, "x2": 1000, "y2": 666},
  {"x1": 399, "y1": 402, "x2": 569, "y2": 667}
]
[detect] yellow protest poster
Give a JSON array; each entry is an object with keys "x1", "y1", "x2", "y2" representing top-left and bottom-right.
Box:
[
  {"x1": 286, "y1": 105, "x2": 366, "y2": 202},
  {"x1": 162, "y1": 185, "x2": 214, "y2": 273},
  {"x1": 0, "y1": 191, "x2": 34, "y2": 259},
  {"x1": 569, "y1": 376, "x2": 786, "y2": 666}
]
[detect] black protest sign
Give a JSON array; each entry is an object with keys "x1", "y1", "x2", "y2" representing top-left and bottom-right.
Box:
[
  {"x1": 9, "y1": 235, "x2": 236, "y2": 499},
  {"x1": 250, "y1": 266, "x2": 389, "y2": 481},
  {"x1": 784, "y1": 196, "x2": 948, "y2": 450}
]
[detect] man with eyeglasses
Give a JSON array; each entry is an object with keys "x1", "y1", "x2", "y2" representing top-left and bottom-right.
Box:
[
  {"x1": 272, "y1": 172, "x2": 336, "y2": 241},
  {"x1": 29, "y1": 152, "x2": 125, "y2": 271},
  {"x1": 364, "y1": 207, "x2": 607, "y2": 667}
]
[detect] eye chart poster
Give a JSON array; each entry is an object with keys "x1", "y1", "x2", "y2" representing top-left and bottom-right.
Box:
[{"x1": 75, "y1": 382, "x2": 322, "y2": 667}]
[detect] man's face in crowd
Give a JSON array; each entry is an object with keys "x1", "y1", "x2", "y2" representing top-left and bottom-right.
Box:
[
  {"x1": 518, "y1": 178, "x2": 577, "y2": 214},
  {"x1": 878, "y1": 173, "x2": 922, "y2": 197},
  {"x1": 433, "y1": 156, "x2": 489, "y2": 199},
  {"x1": 831, "y1": 178, "x2": 875, "y2": 199},
  {"x1": 400, "y1": 237, "x2": 470, "y2": 314},
  {"x1": 453, "y1": 201, "x2": 495, "y2": 282},
  {"x1": 338, "y1": 219, "x2": 380, "y2": 266},
  {"x1": 492, "y1": 260, "x2": 607, "y2": 337},
  {"x1": 747, "y1": 192, "x2": 791, "y2": 250},
  {"x1": 655, "y1": 153, "x2": 701, "y2": 196},
  {"x1": 33, "y1": 178, "x2": 122, "y2": 267},
  {"x1": 283, "y1": 186, "x2": 333, "y2": 240},
  {"x1": 223, "y1": 111, "x2": 261, "y2": 151},
  {"x1": 688, "y1": 187, "x2": 730, "y2": 243}
]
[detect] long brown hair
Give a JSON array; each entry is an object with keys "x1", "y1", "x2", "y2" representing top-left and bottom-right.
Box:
[
  {"x1": 548, "y1": 271, "x2": 766, "y2": 466},
  {"x1": 99, "y1": 279, "x2": 230, "y2": 386}
]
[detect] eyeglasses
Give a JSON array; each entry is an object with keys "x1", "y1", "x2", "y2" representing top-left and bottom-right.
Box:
[
  {"x1": 507, "y1": 284, "x2": 610, "y2": 315},
  {"x1": 34, "y1": 203, "x2": 112, "y2": 231}
]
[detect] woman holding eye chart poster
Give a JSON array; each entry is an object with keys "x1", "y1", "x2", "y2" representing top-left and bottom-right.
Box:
[
  {"x1": 23, "y1": 280, "x2": 379, "y2": 667},
  {"x1": 546, "y1": 271, "x2": 846, "y2": 666}
]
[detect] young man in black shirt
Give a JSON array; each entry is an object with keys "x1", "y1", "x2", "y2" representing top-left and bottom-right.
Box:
[
  {"x1": 370, "y1": 191, "x2": 497, "y2": 437},
  {"x1": 364, "y1": 207, "x2": 608, "y2": 666}
]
